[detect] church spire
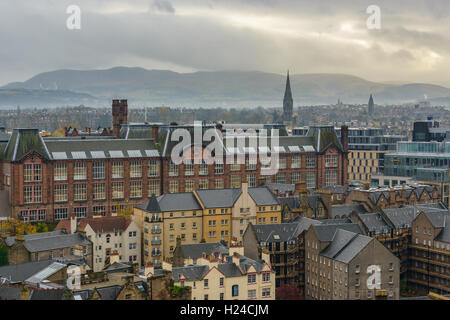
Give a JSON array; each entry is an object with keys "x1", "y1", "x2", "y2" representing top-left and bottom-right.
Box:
[
  {"x1": 283, "y1": 70, "x2": 293, "y2": 123},
  {"x1": 368, "y1": 94, "x2": 374, "y2": 115}
]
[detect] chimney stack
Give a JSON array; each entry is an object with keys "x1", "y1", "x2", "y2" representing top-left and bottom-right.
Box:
[{"x1": 112, "y1": 99, "x2": 128, "y2": 139}]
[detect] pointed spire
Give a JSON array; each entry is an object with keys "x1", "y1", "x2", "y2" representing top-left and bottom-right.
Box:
[
  {"x1": 145, "y1": 193, "x2": 161, "y2": 213},
  {"x1": 284, "y1": 70, "x2": 293, "y2": 101}
]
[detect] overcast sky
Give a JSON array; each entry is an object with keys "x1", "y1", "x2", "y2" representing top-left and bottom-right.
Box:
[{"x1": 1, "y1": 0, "x2": 450, "y2": 86}]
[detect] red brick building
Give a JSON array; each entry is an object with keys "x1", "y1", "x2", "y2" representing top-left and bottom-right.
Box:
[{"x1": 0, "y1": 100, "x2": 348, "y2": 223}]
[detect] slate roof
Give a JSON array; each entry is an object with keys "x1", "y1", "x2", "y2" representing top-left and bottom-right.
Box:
[
  {"x1": 248, "y1": 187, "x2": 280, "y2": 206},
  {"x1": 172, "y1": 265, "x2": 209, "y2": 281},
  {"x1": 6, "y1": 231, "x2": 90, "y2": 253},
  {"x1": 322, "y1": 185, "x2": 348, "y2": 194},
  {"x1": 0, "y1": 260, "x2": 54, "y2": 283},
  {"x1": 358, "y1": 212, "x2": 392, "y2": 233},
  {"x1": 253, "y1": 218, "x2": 321, "y2": 243},
  {"x1": 137, "y1": 193, "x2": 202, "y2": 212},
  {"x1": 332, "y1": 204, "x2": 367, "y2": 218},
  {"x1": 306, "y1": 126, "x2": 344, "y2": 153},
  {"x1": 278, "y1": 196, "x2": 301, "y2": 211},
  {"x1": 312, "y1": 223, "x2": 365, "y2": 243},
  {"x1": 195, "y1": 189, "x2": 242, "y2": 208},
  {"x1": 306, "y1": 195, "x2": 326, "y2": 211},
  {"x1": 0, "y1": 285, "x2": 20, "y2": 300},
  {"x1": 180, "y1": 242, "x2": 229, "y2": 260},
  {"x1": 30, "y1": 288, "x2": 65, "y2": 300},
  {"x1": 3, "y1": 129, "x2": 51, "y2": 161},
  {"x1": 423, "y1": 210, "x2": 450, "y2": 228},
  {"x1": 45, "y1": 138, "x2": 159, "y2": 159},
  {"x1": 25, "y1": 262, "x2": 66, "y2": 285},
  {"x1": 56, "y1": 216, "x2": 132, "y2": 234},
  {"x1": 265, "y1": 183, "x2": 295, "y2": 195},
  {"x1": 321, "y1": 229, "x2": 373, "y2": 264}
]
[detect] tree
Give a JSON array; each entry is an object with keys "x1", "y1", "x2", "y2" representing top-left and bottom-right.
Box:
[
  {"x1": 0, "y1": 244, "x2": 9, "y2": 266},
  {"x1": 275, "y1": 284, "x2": 304, "y2": 300}
]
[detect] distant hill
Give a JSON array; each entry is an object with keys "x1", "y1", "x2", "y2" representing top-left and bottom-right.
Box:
[
  {"x1": 0, "y1": 88, "x2": 98, "y2": 107},
  {"x1": 2, "y1": 67, "x2": 450, "y2": 107}
]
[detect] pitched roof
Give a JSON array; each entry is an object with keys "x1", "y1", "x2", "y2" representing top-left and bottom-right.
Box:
[
  {"x1": 180, "y1": 242, "x2": 229, "y2": 260},
  {"x1": 358, "y1": 212, "x2": 392, "y2": 233},
  {"x1": 172, "y1": 265, "x2": 210, "y2": 281},
  {"x1": 248, "y1": 187, "x2": 280, "y2": 206},
  {"x1": 196, "y1": 189, "x2": 242, "y2": 208},
  {"x1": 136, "y1": 193, "x2": 202, "y2": 212},
  {"x1": 6, "y1": 231, "x2": 90, "y2": 252},
  {"x1": 253, "y1": 218, "x2": 321, "y2": 242},
  {"x1": 321, "y1": 229, "x2": 373, "y2": 264},
  {"x1": 143, "y1": 193, "x2": 161, "y2": 213},
  {"x1": 312, "y1": 223, "x2": 365, "y2": 243},
  {"x1": 76, "y1": 216, "x2": 132, "y2": 234},
  {"x1": 332, "y1": 204, "x2": 367, "y2": 218},
  {"x1": 0, "y1": 260, "x2": 54, "y2": 283},
  {"x1": 3, "y1": 129, "x2": 51, "y2": 161}
]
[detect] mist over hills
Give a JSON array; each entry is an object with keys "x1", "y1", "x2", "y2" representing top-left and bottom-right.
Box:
[{"x1": 2, "y1": 67, "x2": 450, "y2": 108}]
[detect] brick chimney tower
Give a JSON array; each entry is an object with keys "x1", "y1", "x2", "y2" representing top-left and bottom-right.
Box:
[
  {"x1": 112, "y1": 99, "x2": 128, "y2": 139},
  {"x1": 340, "y1": 125, "x2": 349, "y2": 187}
]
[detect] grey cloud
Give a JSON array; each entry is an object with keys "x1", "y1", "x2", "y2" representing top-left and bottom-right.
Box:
[{"x1": 152, "y1": 0, "x2": 175, "y2": 13}]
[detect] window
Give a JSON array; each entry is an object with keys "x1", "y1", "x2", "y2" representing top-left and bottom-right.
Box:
[
  {"x1": 248, "y1": 289, "x2": 256, "y2": 299},
  {"x1": 220, "y1": 293, "x2": 224, "y2": 300},
  {"x1": 93, "y1": 183, "x2": 106, "y2": 200},
  {"x1": 231, "y1": 175, "x2": 241, "y2": 188},
  {"x1": 148, "y1": 180, "x2": 160, "y2": 196},
  {"x1": 168, "y1": 180, "x2": 179, "y2": 193},
  {"x1": 325, "y1": 170, "x2": 338, "y2": 187},
  {"x1": 355, "y1": 265, "x2": 360, "y2": 274},
  {"x1": 109, "y1": 182, "x2": 123, "y2": 199},
  {"x1": 230, "y1": 160, "x2": 240, "y2": 171},
  {"x1": 54, "y1": 163, "x2": 68, "y2": 181},
  {"x1": 278, "y1": 157, "x2": 286, "y2": 169},
  {"x1": 262, "y1": 273, "x2": 270, "y2": 282},
  {"x1": 130, "y1": 161, "x2": 142, "y2": 178},
  {"x1": 306, "y1": 172, "x2": 316, "y2": 189},
  {"x1": 204, "y1": 279, "x2": 208, "y2": 288},
  {"x1": 184, "y1": 162, "x2": 194, "y2": 176},
  {"x1": 204, "y1": 294, "x2": 208, "y2": 300},
  {"x1": 246, "y1": 174, "x2": 256, "y2": 187},
  {"x1": 23, "y1": 164, "x2": 33, "y2": 182},
  {"x1": 291, "y1": 156, "x2": 301, "y2": 169},
  {"x1": 262, "y1": 288, "x2": 271, "y2": 298},
  {"x1": 214, "y1": 179, "x2": 224, "y2": 189},
  {"x1": 93, "y1": 206, "x2": 106, "y2": 216},
  {"x1": 199, "y1": 179, "x2": 208, "y2": 190},
  {"x1": 232, "y1": 285, "x2": 239, "y2": 297},
  {"x1": 111, "y1": 162, "x2": 124, "y2": 179},
  {"x1": 325, "y1": 155, "x2": 338, "y2": 168},
  {"x1": 306, "y1": 156, "x2": 315, "y2": 168},
  {"x1": 74, "y1": 207, "x2": 87, "y2": 218},
  {"x1": 220, "y1": 277, "x2": 224, "y2": 287},
  {"x1": 245, "y1": 159, "x2": 257, "y2": 171},
  {"x1": 148, "y1": 160, "x2": 160, "y2": 177},
  {"x1": 130, "y1": 181, "x2": 142, "y2": 198},
  {"x1": 74, "y1": 162, "x2": 87, "y2": 180},
  {"x1": 74, "y1": 184, "x2": 87, "y2": 201},
  {"x1": 389, "y1": 263, "x2": 394, "y2": 271},
  {"x1": 276, "y1": 173, "x2": 286, "y2": 184},
  {"x1": 92, "y1": 162, "x2": 105, "y2": 180},
  {"x1": 54, "y1": 184, "x2": 68, "y2": 202},
  {"x1": 199, "y1": 162, "x2": 209, "y2": 176},
  {"x1": 248, "y1": 274, "x2": 256, "y2": 284},
  {"x1": 291, "y1": 172, "x2": 301, "y2": 184},
  {"x1": 168, "y1": 160, "x2": 178, "y2": 177},
  {"x1": 215, "y1": 163, "x2": 224, "y2": 175},
  {"x1": 185, "y1": 180, "x2": 195, "y2": 192},
  {"x1": 54, "y1": 208, "x2": 68, "y2": 220}
]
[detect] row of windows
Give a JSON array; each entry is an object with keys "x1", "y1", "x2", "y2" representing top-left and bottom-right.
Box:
[
  {"x1": 24, "y1": 161, "x2": 161, "y2": 183},
  {"x1": 23, "y1": 181, "x2": 160, "y2": 204}
]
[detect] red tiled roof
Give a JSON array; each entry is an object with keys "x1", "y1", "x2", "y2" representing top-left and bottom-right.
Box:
[{"x1": 55, "y1": 216, "x2": 131, "y2": 234}]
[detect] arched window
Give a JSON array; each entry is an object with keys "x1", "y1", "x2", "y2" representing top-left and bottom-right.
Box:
[{"x1": 106, "y1": 234, "x2": 111, "y2": 243}]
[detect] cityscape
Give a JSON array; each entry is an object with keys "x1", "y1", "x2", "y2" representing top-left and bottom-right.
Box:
[{"x1": 0, "y1": 0, "x2": 450, "y2": 309}]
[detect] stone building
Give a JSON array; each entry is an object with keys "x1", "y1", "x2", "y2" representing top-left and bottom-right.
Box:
[{"x1": 304, "y1": 223, "x2": 400, "y2": 300}]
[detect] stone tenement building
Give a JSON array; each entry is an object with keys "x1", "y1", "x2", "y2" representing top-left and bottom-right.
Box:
[
  {"x1": 55, "y1": 214, "x2": 141, "y2": 272},
  {"x1": 163, "y1": 242, "x2": 276, "y2": 300},
  {"x1": 0, "y1": 97, "x2": 349, "y2": 223},
  {"x1": 304, "y1": 223, "x2": 400, "y2": 300},
  {"x1": 133, "y1": 183, "x2": 282, "y2": 266}
]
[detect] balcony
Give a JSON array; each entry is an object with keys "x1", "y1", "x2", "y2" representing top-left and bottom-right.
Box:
[
  {"x1": 151, "y1": 228, "x2": 161, "y2": 234},
  {"x1": 151, "y1": 240, "x2": 161, "y2": 245},
  {"x1": 151, "y1": 251, "x2": 161, "y2": 257}
]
